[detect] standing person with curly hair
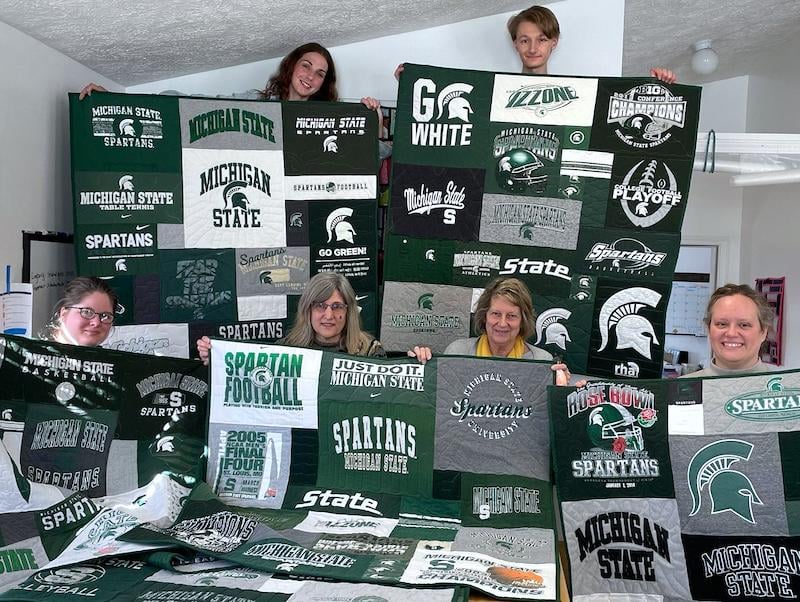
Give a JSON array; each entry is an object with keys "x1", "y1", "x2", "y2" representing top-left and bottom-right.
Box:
[
  {"x1": 682, "y1": 283, "x2": 776, "y2": 377},
  {"x1": 40, "y1": 277, "x2": 119, "y2": 347},
  {"x1": 197, "y1": 272, "x2": 383, "y2": 364}
]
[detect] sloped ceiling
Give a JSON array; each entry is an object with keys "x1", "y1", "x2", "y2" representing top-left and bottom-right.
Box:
[{"x1": 0, "y1": 0, "x2": 798, "y2": 86}]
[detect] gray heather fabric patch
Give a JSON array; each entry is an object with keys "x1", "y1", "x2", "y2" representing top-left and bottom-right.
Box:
[
  {"x1": 0, "y1": 536, "x2": 49, "y2": 591},
  {"x1": 157, "y1": 223, "x2": 185, "y2": 249},
  {"x1": 106, "y1": 439, "x2": 139, "y2": 495},
  {"x1": 288, "y1": 581, "x2": 458, "y2": 601},
  {"x1": 235, "y1": 247, "x2": 310, "y2": 297},
  {"x1": 452, "y1": 526, "x2": 553, "y2": 564},
  {"x1": 179, "y1": 98, "x2": 283, "y2": 150},
  {"x1": 479, "y1": 193, "x2": 582, "y2": 250},
  {"x1": 562, "y1": 497, "x2": 691, "y2": 599},
  {"x1": 205, "y1": 423, "x2": 291, "y2": 509},
  {"x1": 669, "y1": 432, "x2": 788, "y2": 535},
  {"x1": 701, "y1": 371, "x2": 800, "y2": 434},
  {"x1": 434, "y1": 357, "x2": 551, "y2": 480},
  {"x1": 380, "y1": 281, "x2": 471, "y2": 354}
]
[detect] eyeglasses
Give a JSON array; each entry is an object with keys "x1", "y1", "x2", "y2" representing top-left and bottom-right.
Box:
[
  {"x1": 311, "y1": 302, "x2": 348, "y2": 314},
  {"x1": 66, "y1": 306, "x2": 115, "y2": 324}
]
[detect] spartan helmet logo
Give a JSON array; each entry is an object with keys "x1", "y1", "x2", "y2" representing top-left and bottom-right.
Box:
[
  {"x1": 588, "y1": 403, "x2": 644, "y2": 451},
  {"x1": 118, "y1": 175, "x2": 134, "y2": 191},
  {"x1": 259, "y1": 271, "x2": 272, "y2": 284},
  {"x1": 115, "y1": 259, "x2": 128, "y2": 272},
  {"x1": 155, "y1": 436, "x2": 175, "y2": 453},
  {"x1": 598, "y1": 287, "x2": 661, "y2": 359},
  {"x1": 326, "y1": 207, "x2": 356, "y2": 244},
  {"x1": 534, "y1": 308, "x2": 572, "y2": 350},
  {"x1": 118, "y1": 118, "x2": 138, "y2": 137},
  {"x1": 418, "y1": 293, "x2": 434, "y2": 310},
  {"x1": 436, "y1": 82, "x2": 474, "y2": 122},
  {"x1": 688, "y1": 439, "x2": 763, "y2": 524},
  {"x1": 425, "y1": 249, "x2": 435, "y2": 261},
  {"x1": 223, "y1": 181, "x2": 250, "y2": 211},
  {"x1": 622, "y1": 113, "x2": 668, "y2": 142},
  {"x1": 322, "y1": 135, "x2": 338, "y2": 153},
  {"x1": 1, "y1": 409, "x2": 11, "y2": 420},
  {"x1": 289, "y1": 212, "x2": 303, "y2": 227},
  {"x1": 497, "y1": 149, "x2": 545, "y2": 192}
]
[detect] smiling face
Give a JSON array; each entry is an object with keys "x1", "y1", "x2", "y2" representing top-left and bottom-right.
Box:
[
  {"x1": 708, "y1": 294, "x2": 768, "y2": 370},
  {"x1": 310, "y1": 289, "x2": 347, "y2": 345},
  {"x1": 288, "y1": 51, "x2": 328, "y2": 100},
  {"x1": 57, "y1": 291, "x2": 114, "y2": 347},
  {"x1": 484, "y1": 296, "x2": 523, "y2": 353},
  {"x1": 513, "y1": 20, "x2": 558, "y2": 74}
]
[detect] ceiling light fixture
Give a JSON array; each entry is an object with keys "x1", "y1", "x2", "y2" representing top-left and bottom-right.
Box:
[{"x1": 691, "y1": 39, "x2": 719, "y2": 75}]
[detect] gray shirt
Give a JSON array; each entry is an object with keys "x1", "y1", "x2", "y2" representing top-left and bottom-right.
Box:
[
  {"x1": 680, "y1": 359, "x2": 776, "y2": 378},
  {"x1": 444, "y1": 337, "x2": 553, "y2": 361}
]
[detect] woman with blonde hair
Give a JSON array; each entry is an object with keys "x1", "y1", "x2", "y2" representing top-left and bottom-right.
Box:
[
  {"x1": 197, "y1": 272, "x2": 383, "y2": 364},
  {"x1": 408, "y1": 277, "x2": 572, "y2": 383}
]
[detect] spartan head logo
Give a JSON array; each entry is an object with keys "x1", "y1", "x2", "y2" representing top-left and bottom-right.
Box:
[
  {"x1": 598, "y1": 287, "x2": 661, "y2": 359},
  {"x1": 223, "y1": 181, "x2": 250, "y2": 211},
  {"x1": 418, "y1": 293, "x2": 434, "y2": 310},
  {"x1": 289, "y1": 212, "x2": 303, "y2": 227},
  {"x1": 115, "y1": 259, "x2": 128, "y2": 272},
  {"x1": 1, "y1": 409, "x2": 12, "y2": 420},
  {"x1": 326, "y1": 207, "x2": 356, "y2": 244},
  {"x1": 118, "y1": 118, "x2": 138, "y2": 137},
  {"x1": 323, "y1": 135, "x2": 338, "y2": 153},
  {"x1": 560, "y1": 175, "x2": 583, "y2": 199},
  {"x1": 688, "y1": 439, "x2": 763, "y2": 524},
  {"x1": 535, "y1": 308, "x2": 572, "y2": 350},
  {"x1": 259, "y1": 271, "x2": 272, "y2": 284},
  {"x1": 118, "y1": 175, "x2": 134, "y2": 191},
  {"x1": 425, "y1": 249, "x2": 435, "y2": 261},
  {"x1": 519, "y1": 223, "x2": 536, "y2": 240},
  {"x1": 436, "y1": 83, "x2": 474, "y2": 122},
  {"x1": 155, "y1": 436, "x2": 175, "y2": 453},
  {"x1": 250, "y1": 366, "x2": 274, "y2": 388},
  {"x1": 588, "y1": 403, "x2": 644, "y2": 452}
]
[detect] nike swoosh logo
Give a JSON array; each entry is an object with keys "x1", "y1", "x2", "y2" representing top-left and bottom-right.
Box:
[
  {"x1": 356, "y1": 295, "x2": 368, "y2": 301},
  {"x1": 135, "y1": 225, "x2": 149, "y2": 231},
  {"x1": 369, "y1": 392, "x2": 381, "y2": 398},
  {"x1": 121, "y1": 214, "x2": 132, "y2": 218}
]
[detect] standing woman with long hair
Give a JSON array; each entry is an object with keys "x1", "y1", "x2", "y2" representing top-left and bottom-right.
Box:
[{"x1": 40, "y1": 277, "x2": 119, "y2": 347}]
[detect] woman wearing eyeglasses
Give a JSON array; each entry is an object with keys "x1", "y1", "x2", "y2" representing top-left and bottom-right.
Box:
[
  {"x1": 196, "y1": 271, "x2": 384, "y2": 364},
  {"x1": 41, "y1": 277, "x2": 119, "y2": 347}
]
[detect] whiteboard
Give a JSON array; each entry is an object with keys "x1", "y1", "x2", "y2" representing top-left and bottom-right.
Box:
[
  {"x1": 22, "y1": 232, "x2": 75, "y2": 338},
  {"x1": 665, "y1": 245, "x2": 717, "y2": 336}
]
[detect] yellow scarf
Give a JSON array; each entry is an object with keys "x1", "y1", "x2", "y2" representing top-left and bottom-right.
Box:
[{"x1": 475, "y1": 335, "x2": 526, "y2": 358}]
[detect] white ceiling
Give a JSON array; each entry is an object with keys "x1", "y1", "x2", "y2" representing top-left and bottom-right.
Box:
[{"x1": 1, "y1": 0, "x2": 798, "y2": 86}]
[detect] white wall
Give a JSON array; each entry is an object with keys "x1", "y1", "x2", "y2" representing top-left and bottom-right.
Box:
[
  {"x1": 0, "y1": 20, "x2": 121, "y2": 280},
  {"x1": 127, "y1": 0, "x2": 624, "y2": 102},
  {"x1": 739, "y1": 37, "x2": 800, "y2": 368},
  {"x1": 665, "y1": 75, "x2": 750, "y2": 367}
]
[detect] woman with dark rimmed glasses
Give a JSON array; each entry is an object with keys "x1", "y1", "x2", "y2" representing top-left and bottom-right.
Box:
[
  {"x1": 197, "y1": 272, "x2": 384, "y2": 365},
  {"x1": 41, "y1": 277, "x2": 119, "y2": 347}
]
